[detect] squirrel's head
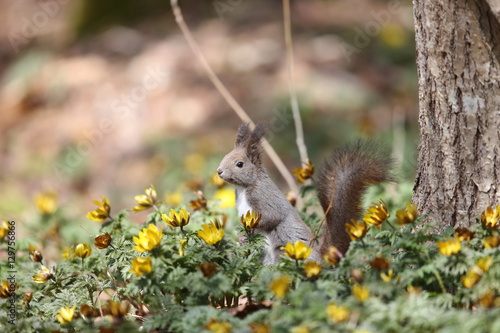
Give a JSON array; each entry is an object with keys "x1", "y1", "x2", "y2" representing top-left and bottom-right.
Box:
[{"x1": 217, "y1": 123, "x2": 266, "y2": 187}]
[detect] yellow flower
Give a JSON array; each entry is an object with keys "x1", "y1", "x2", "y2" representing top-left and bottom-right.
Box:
[
  {"x1": 74, "y1": 243, "x2": 92, "y2": 258},
  {"x1": 211, "y1": 172, "x2": 226, "y2": 188},
  {"x1": 481, "y1": 205, "x2": 500, "y2": 228},
  {"x1": 352, "y1": 284, "x2": 370, "y2": 302},
  {"x1": 95, "y1": 233, "x2": 112, "y2": 249},
  {"x1": 379, "y1": 23, "x2": 406, "y2": 48},
  {"x1": 162, "y1": 208, "x2": 190, "y2": 229},
  {"x1": 304, "y1": 261, "x2": 322, "y2": 278},
  {"x1": 35, "y1": 191, "x2": 58, "y2": 215},
  {"x1": 437, "y1": 235, "x2": 461, "y2": 256},
  {"x1": 103, "y1": 300, "x2": 130, "y2": 318},
  {"x1": 380, "y1": 269, "x2": 395, "y2": 282},
  {"x1": 205, "y1": 319, "x2": 232, "y2": 333},
  {"x1": 23, "y1": 292, "x2": 33, "y2": 306},
  {"x1": 86, "y1": 196, "x2": 111, "y2": 222},
  {"x1": 241, "y1": 210, "x2": 261, "y2": 231},
  {"x1": 0, "y1": 220, "x2": 9, "y2": 239},
  {"x1": 406, "y1": 285, "x2": 420, "y2": 295},
  {"x1": 281, "y1": 241, "x2": 312, "y2": 261},
  {"x1": 455, "y1": 227, "x2": 475, "y2": 241},
  {"x1": 213, "y1": 188, "x2": 236, "y2": 208},
  {"x1": 32, "y1": 265, "x2": 53, "y2": 283},
  {"x1": 476, "y1": 256, "x2": 492, "y2": 272},
  {"x1": 133, "y1": 185, "x2": 158, "y2": 212},
  {"x1": 80, "y1": 304, "x2": 98, "y2": 318},
  {"x1": 323, "y1": 245, "x2": 343, "y2": 265},
  {"x1": 130, "y1": 257, "x2": 152, "y2": 276},
  {"x1": 132, "y1": 224, "x2": 163, "y2": 252},
  {"x1": 291, "y1": 326, "x2": 310, "y2": 333},
  {"x1": 292, "y1": 160, "x2": 314, "y2": 183},
  {"x1": 166, "y1": 191, "x2": 183, "y2": 207},
  {"x1": 483, "y1": 231, "x2": 500, "y2": 249},
  {"x1": 326, "y1": 302, "x2": 350, "y2": 323},
  {"x1": 346, "y1": 219, "x2": 369, "y2": 240},
  {"x1": 184, "y1": 153, "x2": 205, "y2": 175},
  {"x1": 462, "y1": 270, "x2": 481, "y2": 288},
  {"x1": 55, "y1": 305, "x2": 76, "y2": 324},
  {"x1": 198, "y1": 222, "x2": 225, "y2": 245},
  {"x1": 0, "y1": 280, "x2": 11, "y2": 299},
  {"x1": 478, "y1": 290, "x2": 498, "y2": 308},
  {"x1": 62, "y1": 246, "x2": 71, "y2": 260},
  {"x1": 179, "y1": 238, "x2": 187, "y2": 256},
  {"x1": 395, "y1": 203, "x2": 418, "y2": 226},
  {"x1": 249, "y1": 323, "x2": 270, "y2": 333},
  {"x1": 270, "y1": 276, "x2": 291, "y2": 298},
  {"x1": 462, "y1": 256, "x2": 492, "y2": 288},
  {"x1": 363, "y1": 200, "x2": 389, "y2": 229}
]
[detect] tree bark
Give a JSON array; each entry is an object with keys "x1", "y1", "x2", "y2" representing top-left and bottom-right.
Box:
[{"x1": 413, "y1": 0, "x2": 500, "y2": 228}]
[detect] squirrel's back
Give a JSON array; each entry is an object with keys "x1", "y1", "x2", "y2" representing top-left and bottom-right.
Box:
[
  {"x1": 218, "y1": 123, "x2": 394, "y2": 264},
  {"x1": 317, "y1": 141, "x2": 395, "y2": 255}
]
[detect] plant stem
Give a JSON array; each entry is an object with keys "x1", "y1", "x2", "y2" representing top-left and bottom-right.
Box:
[
  {"x1": 311, "y1": 189, "x2": 335, "y2": 245},
  {"x1": 360, "y1": 238, "x2": 366, "y2": 247},
  {"x1": 424, "y1": 249, "x2": 447, "y2": 294},
  {"x1": 283, "y1": 0, "x2": 309, "y2": 165},
  {"x1": 386, "y1": 221, "x2": 397, "y2": 230}
]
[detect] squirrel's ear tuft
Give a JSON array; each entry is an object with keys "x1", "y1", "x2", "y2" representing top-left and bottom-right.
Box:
[
  {"x1": 247, "y1": 123, "x2": 266, "y2": 166},
  {"x1": 235, "y1": 123, "x2": 251, "y2": 147}
]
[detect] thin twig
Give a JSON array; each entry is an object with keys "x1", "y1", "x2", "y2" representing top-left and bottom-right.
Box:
[
  {"x1": 170, "y1": 0, "x2": 299, "y2": 195},
  {"x1": 283, "y1": 0, "x2": 309, "y2": 165},
  {"x1": 311, "y1": 186, "x2": 335, "y2": 246}
]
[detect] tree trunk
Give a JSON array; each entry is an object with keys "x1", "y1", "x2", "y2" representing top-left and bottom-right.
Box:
[{"x1": 413, "y1": 0, "x2": 500, "y2": 228}]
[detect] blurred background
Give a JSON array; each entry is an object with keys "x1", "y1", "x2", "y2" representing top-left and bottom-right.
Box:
[{"x1": 0, "y1": 0, "x2": 418, "y2": 244}]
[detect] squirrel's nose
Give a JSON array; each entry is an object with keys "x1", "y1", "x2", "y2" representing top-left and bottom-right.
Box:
[{"x1": 217, "y1": 168, "x2": 223, "y2": 176}]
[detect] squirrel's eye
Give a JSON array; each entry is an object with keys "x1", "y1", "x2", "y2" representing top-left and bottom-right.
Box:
[{"x1": 236, "y1": 161, "x2": 244, "y2": 168}]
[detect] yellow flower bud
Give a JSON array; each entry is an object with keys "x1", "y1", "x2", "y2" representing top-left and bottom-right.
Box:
[
  {"x1": 133, "y1": 185, "x2": 158, "y2": 212},
  {"x1": 352, "y1": 284, "x2": 370, "y2": 302},
  {"x1": 74, "y1": 243, "x2": 92, "y2": 258},
  {"x1": 270, "y1": 276, "x2": 291, "y2": 298},
  {"x1": 326, "y1": 302, "x2": 350, "y2": 323},
  {"x1": 35, "y1": 191, "x2": 58, "y2": 215}
]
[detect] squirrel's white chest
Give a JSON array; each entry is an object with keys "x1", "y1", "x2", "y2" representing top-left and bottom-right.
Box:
[{"x1": 235, "y1": 187, "x2": 252, "y2": 217}]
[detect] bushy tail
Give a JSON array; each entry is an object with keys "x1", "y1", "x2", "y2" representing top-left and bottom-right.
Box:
[{"x1": 316, "y1": 141, "x2": 395, "y2": 255}]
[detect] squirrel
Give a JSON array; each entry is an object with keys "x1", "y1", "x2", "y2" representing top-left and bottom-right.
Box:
[{"x1": 217, "y1": 123, "x2": 394, "y2": 265}]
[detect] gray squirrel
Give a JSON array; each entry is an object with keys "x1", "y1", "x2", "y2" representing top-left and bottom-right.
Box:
[{"x1": 217, "y1": 123, "x2": 394, "y2": 264}]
